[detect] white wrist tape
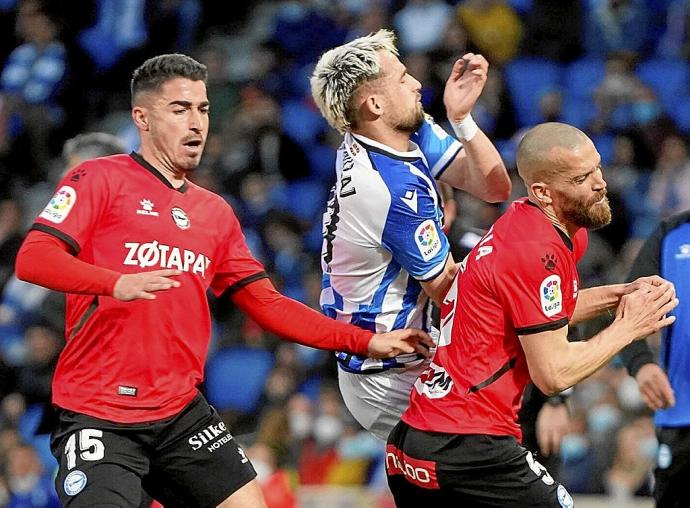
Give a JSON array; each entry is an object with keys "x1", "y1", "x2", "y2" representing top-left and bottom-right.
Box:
[{"x1": 450, "y1": 114, "x2": 479, "y2": 142}]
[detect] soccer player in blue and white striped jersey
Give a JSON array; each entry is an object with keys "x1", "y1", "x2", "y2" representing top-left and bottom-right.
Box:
[{"x1": 311, "y1": 29, "x2": 510, "y2": 440}]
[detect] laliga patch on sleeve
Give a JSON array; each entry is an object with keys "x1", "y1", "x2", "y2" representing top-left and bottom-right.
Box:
[
  {"x1": 540, "y1": 274, "x2": 562, "y2": 317},
  {"x1": 415, "y1": 219, "x2": 442, "y2": 261},
  {"x1": 39, "y1": 185, "x2": 77, "y2": 223}
]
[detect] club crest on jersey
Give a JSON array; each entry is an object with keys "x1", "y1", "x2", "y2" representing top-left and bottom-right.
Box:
[
  {"x1": 64, "y1": 470, "x2": 87, "y2": 496},
  {"x1": 171, "y1": 207, "x2": 190, "y2": 229},
  {"x1": 415, "y1": 220, "x2": 441, "y2": 261},
  {"x1": 39, "y1": 185, "x2": 76, "y2": 223},
  {"x1": 414, "y1": 362, "x2": 453, "y2": 399},
  {"x1": 540, "y1": 274, "x2": 562, "y2": 317}
]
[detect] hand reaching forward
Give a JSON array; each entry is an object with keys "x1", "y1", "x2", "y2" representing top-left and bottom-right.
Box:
[
  {"x1": 367, "y1": 329, "x2": 435, "y2": 359},
  {"x1": 623, "y1": 275, "x2": 676, "y2": 298},
  {"x1": 444, "y1": 53, "x2": 489, "y2": 123},
  {"x1": 635, "y1": 363, "x2": 675, "y2": 411},
  {"x1": 113, "y1": 269, "x2": 182, "y2": 301},
  {"x1": 615, "y1": 283, "x2": 678, "y2": 340}
]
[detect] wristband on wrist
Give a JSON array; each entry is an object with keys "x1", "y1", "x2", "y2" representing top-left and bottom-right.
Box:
[
  {"x1": 546, "y1": 394, "x2": 569, "y2": 406},
  {"x1": 450, "y1": 114, "x2": 479, "y2": 142}
]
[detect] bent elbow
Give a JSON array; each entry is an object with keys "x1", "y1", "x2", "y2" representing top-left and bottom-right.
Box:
[{"x1": 531, "y1": 374, "x2": 567, "y2": 397}]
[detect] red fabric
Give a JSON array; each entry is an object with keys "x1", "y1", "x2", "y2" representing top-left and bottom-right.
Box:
[
  {"x1": 404, "y1": 198, "x2": 585, "y2": 439},
  {"x1": 23, "y1": 154, "x2": 267, "y2": 423},
  {"x1": 231, "y1": 278, "x2": 374, "y2": 356},
  {"x1": 15, "y1": 230, "x2": 120, "y2": 295},
  {"x1": 260, "y1": 470, "x2": 296, "y2": 508}
]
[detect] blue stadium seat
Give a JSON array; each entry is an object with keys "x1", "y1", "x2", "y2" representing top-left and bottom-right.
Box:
[
  {"x1": 204, "y1": 346, "x2": 274, "y2": 414},
  {"x1": 592, "y1": 133, "x2": 615, "y2": 165},
  {"x1": 669, "y1": 97, "x2": 690, "y2": 133},
  {"x1": 503, "y1": 57, "x2": 563, "y2": 127},
  {"x1": 563, "y1": 57, "x2": 606, "y2": 100},
  {"x1": 270, "y1": 179, "x2": 328, "y2": 222},
  {"x1": 636, "y1": 58, "x2": 689, "y2": 112}
]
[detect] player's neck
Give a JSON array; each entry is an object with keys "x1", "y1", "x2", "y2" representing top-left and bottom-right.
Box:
[
  {"x1": 352, "y1": 124, "x2": 412, "y2": 152},
  {"x1": 138, "y1": 148, "x2": 186, "y2": 189},
  {"x1": 528, "y1": 198, "x2": 572, "y2": 238}
]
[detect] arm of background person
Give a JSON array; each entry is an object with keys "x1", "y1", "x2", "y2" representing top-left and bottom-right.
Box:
[
  {"x1": 436, "y1": 55, "x2": 510, "y2": 202},
  {"x1": 519, "y1": 284, "x2": 677, "y2": 395}
]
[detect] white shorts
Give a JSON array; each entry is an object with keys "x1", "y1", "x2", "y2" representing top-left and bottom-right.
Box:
[{"x1": 338, "y1": 361, "x2": 429, "y2": 441}]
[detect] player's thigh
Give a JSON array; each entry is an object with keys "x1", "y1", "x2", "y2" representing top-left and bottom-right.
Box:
[
  {"x1": 145, "y1": 402, "x2": 257, "y2": 507},
  {"x1": 338, "y1": 365, "x2": 424, "y2": 440},
  {"x1": 51, "y1": 419, "x2": 148, "y2": 507},
  {"x1": 654, "y1": 427, "x2": 690, "y2": 508}
]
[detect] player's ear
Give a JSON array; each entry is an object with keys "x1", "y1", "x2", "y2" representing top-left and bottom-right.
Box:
[
  {"x1": 530, "y1": 182, "x2": 552, "y2": 205},
  {"x1": 132, "y1": 106, "x2": 149, "y2": 131}
]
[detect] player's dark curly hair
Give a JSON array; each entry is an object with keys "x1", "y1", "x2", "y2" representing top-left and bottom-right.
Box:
[{"x1": 130, "y1": 53, "x2": 207, "y2": 105}]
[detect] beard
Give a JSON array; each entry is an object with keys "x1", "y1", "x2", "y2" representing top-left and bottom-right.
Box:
[
  {"x1": 561, "y1": 192, "x2": 612, "y2": 230},
  {"x1": 393, "y1": 102, "x2": 425, "y2": 134}
]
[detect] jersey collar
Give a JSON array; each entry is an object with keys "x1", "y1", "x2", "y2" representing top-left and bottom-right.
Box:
[
  {"x1": 524, "y1": 199, "x2": 573, "y2": 251},
  {"x1": 130, "y1": 152, "x2": 188, "y2": 193},
  {"x1": 350, "y1": 132, "x2": 423, "y2": 162}
]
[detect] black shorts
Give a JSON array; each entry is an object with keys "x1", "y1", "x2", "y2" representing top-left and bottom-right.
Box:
[
  {"x1": 654, "y1": 426, "x2": 690, "y2": 508},
  {"x1": 50, "y1": 393, "x2": 256, "y2": 508},
  {"x1": 386, "y1": 420, "x2": 573, "y2": 508}
]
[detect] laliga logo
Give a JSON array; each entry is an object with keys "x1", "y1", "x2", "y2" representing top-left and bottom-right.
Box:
[
  {"x1": 50, "y1": 188, "x2": 74, "y2": 210},
  {"x1": 543, "y1": 279, "x2": 560, "y2": 302},
  {"x1": 417, "y1": 223, "x2": 436, "y2": 246},
  {"x1": 540, "y1": 274, "x2": 562, "y2": 317}
]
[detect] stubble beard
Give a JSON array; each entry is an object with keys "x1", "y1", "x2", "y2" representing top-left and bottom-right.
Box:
[{"x1": 394, "y1": 102, "x2": 425, "y2": 135}]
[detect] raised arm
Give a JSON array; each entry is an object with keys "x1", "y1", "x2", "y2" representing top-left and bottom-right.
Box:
[{"x1": 438, "y1": 54, "x2": 511, "y2": 202}]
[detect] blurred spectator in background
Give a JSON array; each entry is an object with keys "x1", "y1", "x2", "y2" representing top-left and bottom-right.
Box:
[
  {"x1": 0, "y1": 199, "x2": 23, "y2": 294},
  {"x1": 393, "y1": 0, "x2": 452, "y2": 53},
  {"x1": 520, "y1": 0, "x2": 583, "y2": 63},
  {"x1": 5, "y1": 442, "x2": 59, "y2": 507},
  {"x1": 246, "y1": 442, "x2": 296, "y2": 508},
  {"x1": 584, "y1": 0, "x2": 649, "y2": 58},
  {"x1": 656, "y1": 0, "x2": 690, "y2": 59},
  {"x1": 456, "y1": 0, "x2": 523, "y2": 66}
]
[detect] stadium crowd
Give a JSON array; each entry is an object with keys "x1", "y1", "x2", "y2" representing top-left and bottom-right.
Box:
[{"x1": 0, "y1": 0, "x2": 689, "y2": 505}]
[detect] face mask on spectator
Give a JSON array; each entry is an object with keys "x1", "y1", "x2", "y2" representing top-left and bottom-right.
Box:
[
  {"x1": 252, "y1": 459, "x2": 274, "y2": 482},
  {"x1": 587, "y1": 403, "x2": 621, "y2": 435},
  {"x1": 313, "y1": 414, "x2": 343, "y2": 446},
  {"x1": 288, "y1": 412, "x2": 313, "y2": 440},
  {"x1": 9, "y1": 473, "x2": 39, "y2": 494},
  {"x1": 559, "y1": 434, "x2": 590, "y2": 462},
  {"x1": 639, "y1": 436, "x2": 659, "y2": 461},
  {"x1": 616, "y1": 376, "x2": 644, "y2": 411}
]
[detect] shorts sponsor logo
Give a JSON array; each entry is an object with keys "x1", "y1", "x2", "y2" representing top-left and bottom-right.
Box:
[
  {"x1": 385, "y1": 444, "x2": 439, "y2": 489},
  {"x1": 415, "y1": 220, "x2": 441, "y2": 261},
  {"x1": 171, "y1": 207, "x2": 190, "y2": 229},
  {"x1": 540, "y1": 274, "x2": 562, "y2": 317},
  {"x1": 40, "y1": 185, "x2": 77, "y2": 223},
  {"x1": 658, "y1": 443, "x2": 672, "y2": 469},
  {"x1": 414, "y1": 362, "x2": 453, "y2": 399},
  {"x1": 188, "y1": 422, "x2": 233, "y2": 453},
  {"x1": 64, "y1": 470, "x2": 87, "y2": 496},
  {"x1": 123, "y1": 241, "x2": 211, "y2": 277},
  {"x1": 557, "y1": 484, "x2": 573, "y2": 508}
]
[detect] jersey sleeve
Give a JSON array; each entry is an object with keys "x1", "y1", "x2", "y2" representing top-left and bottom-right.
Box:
[
  {"x1": 210, "y1": 206, "x2": 268, "y2": 297},
  {"x1": 380, "y1": 168, "x2": 450, "y2": 282},
  {"x1": 31, "y1": 161, "x2": 110, "y2": 253},
  {"x1": 411, "y1": 115, "x2": 462, "y2": 179},
  {"x1": 497, "y1": 241, "x2": 573, "y2": 334}
]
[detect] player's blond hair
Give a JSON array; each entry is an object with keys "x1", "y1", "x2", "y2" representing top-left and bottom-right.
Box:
[{"x1": 311, "y1": 29, "x2": 398, "y2": 133}]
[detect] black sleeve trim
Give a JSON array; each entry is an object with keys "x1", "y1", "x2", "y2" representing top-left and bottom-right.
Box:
[
  {"x1": 30, "y1": 223, "x2": 80, "y2": 254},
  {"x1": 417, "y1": 252, "x2": 451, "y2": 282},
  {"x1": 433, "y1": 144, "x2": 463, "y2": 180},
  {"x1": 516, "y1": 317, "x2": 569, "y2": 335},
  {"x1": 224, "y1": 271, "x2": 269, "y2": 297}
]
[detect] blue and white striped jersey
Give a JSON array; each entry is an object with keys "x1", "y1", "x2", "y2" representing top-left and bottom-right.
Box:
[{"x1": 321, "y1": 117, "x2": 461, "y2": 373}]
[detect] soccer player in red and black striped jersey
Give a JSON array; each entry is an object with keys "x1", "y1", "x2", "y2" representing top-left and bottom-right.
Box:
[
  {"x1": 14, "y1": 53, "x2": 433, "y2": 508},
  {"x1": 386, "y1": 122, "x2": 678, "y2": 507}
]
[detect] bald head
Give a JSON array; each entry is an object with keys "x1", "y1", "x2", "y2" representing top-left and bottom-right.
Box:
[{"x1": 516, "y1": 123, "x2": 592, "y2": 184}]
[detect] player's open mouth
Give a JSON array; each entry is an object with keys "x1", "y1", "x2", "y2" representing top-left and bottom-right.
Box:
[{"x1": 183, "y1": 140, "x2": 202, "y2": 153}]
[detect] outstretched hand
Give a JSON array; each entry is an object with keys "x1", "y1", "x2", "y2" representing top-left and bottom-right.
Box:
[
  {"x1": 367, "y1": 328, "x2": 435, "y2": 359},
  {"x1": 444, "y1": 53, "x2": 489, "y2": 123},
  {"x1": 113, "y1": 269, "x2": 182, "y2": 301}
]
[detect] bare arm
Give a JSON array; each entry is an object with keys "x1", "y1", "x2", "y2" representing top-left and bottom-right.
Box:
[
  {"x1": 519, "y1": 284, "x2": 677, "y2": 395},
  {"x1": 420, "y1": 255, "x2": 457, "y2": 307},
  {"x1": 437, "y1": 54, "x2": 510, "y2": 202}
]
